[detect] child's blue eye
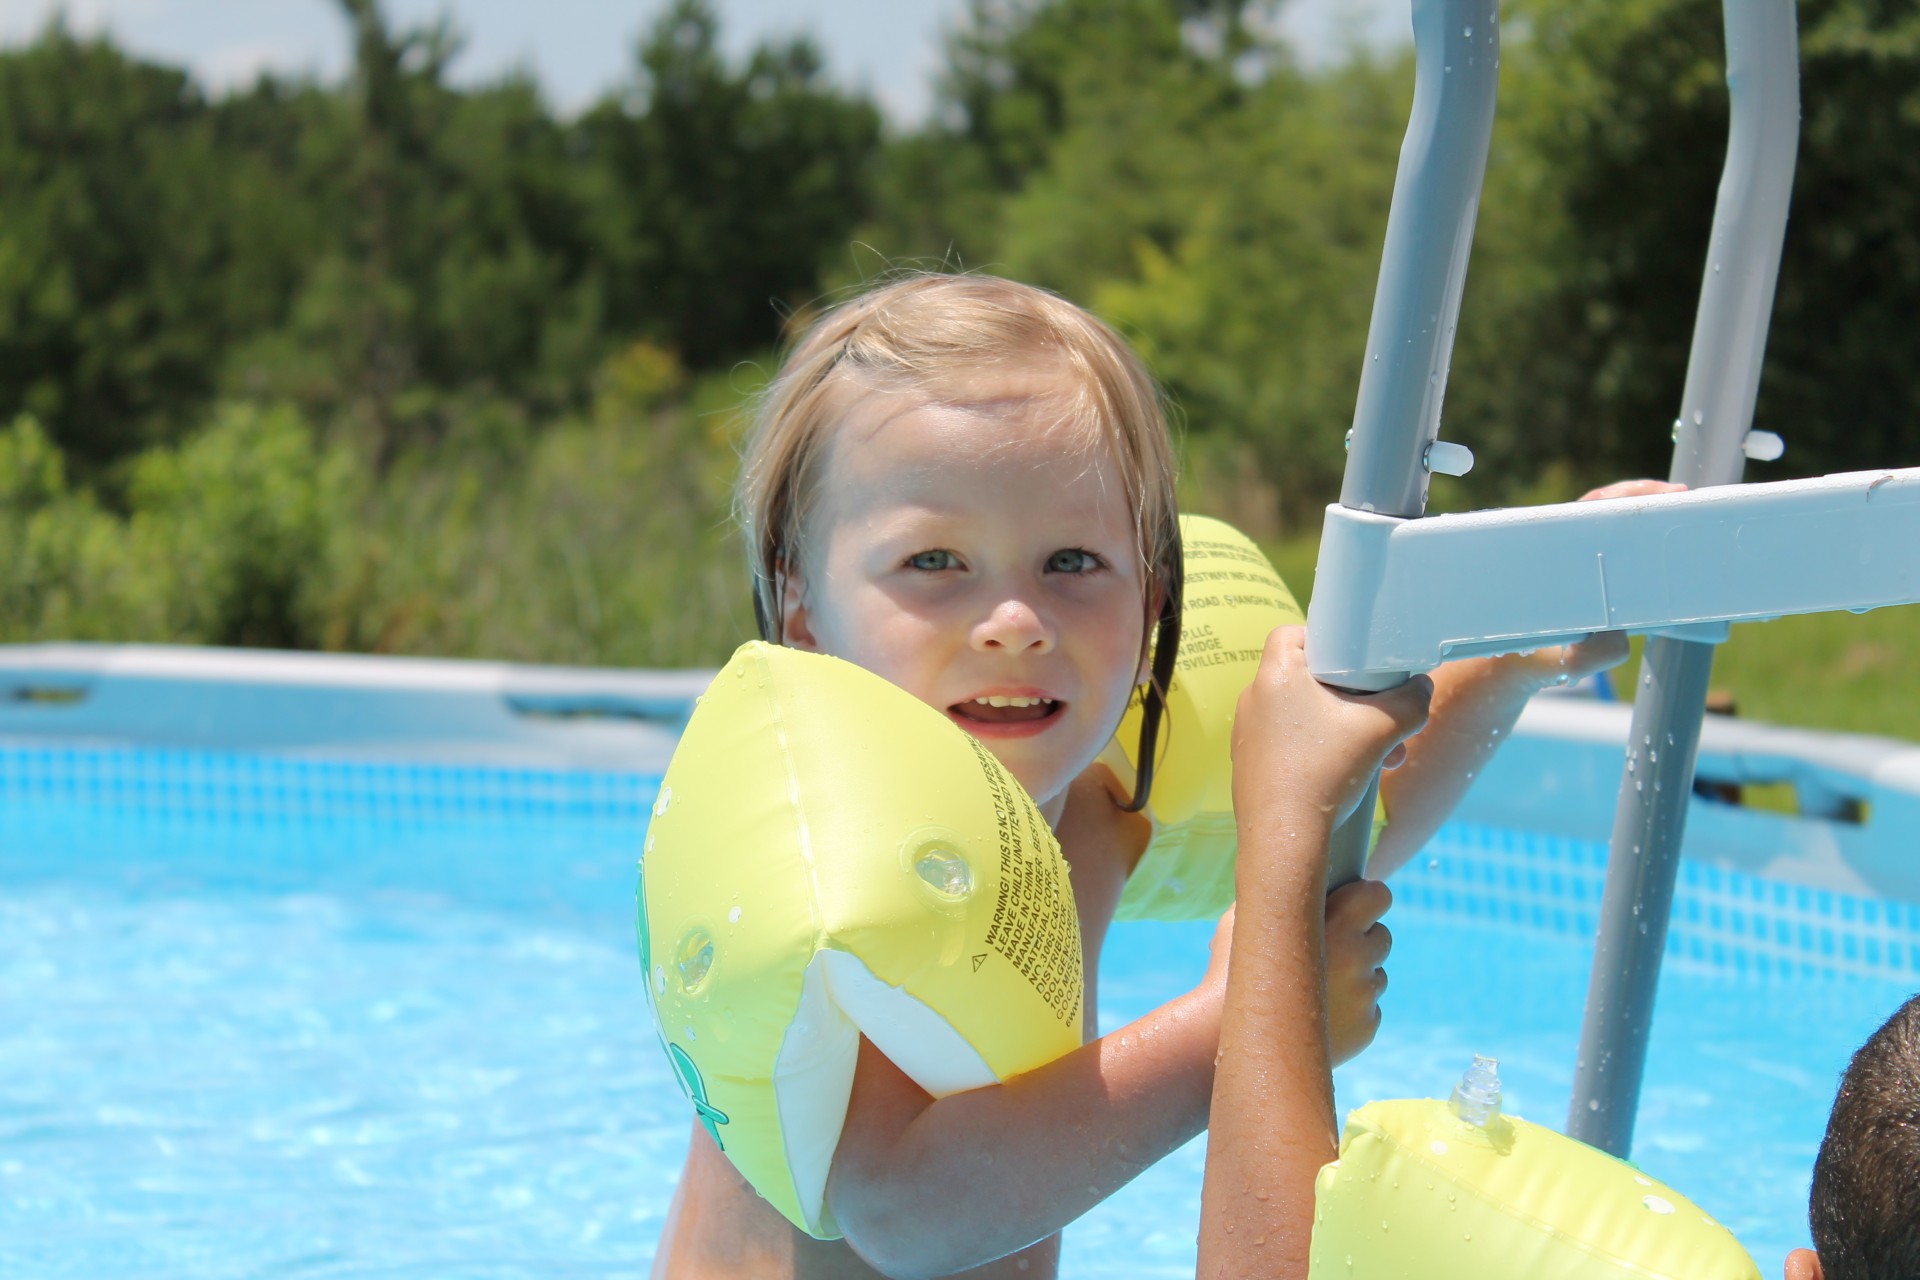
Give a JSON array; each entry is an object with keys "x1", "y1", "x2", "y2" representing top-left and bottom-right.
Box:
[
  {"x1": 1046, "y1": 548, "x2": 1101, "y2": 574},
  {"x1": 907, "y1": 550, "x2": 959, "y2": 571}
]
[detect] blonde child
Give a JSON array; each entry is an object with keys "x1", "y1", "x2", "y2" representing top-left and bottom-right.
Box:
[{"x1": 653, "y1": 273, "x2": 1638, "y2": 1280}]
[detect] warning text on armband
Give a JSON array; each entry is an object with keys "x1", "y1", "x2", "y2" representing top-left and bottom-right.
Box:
[
  {"x1": 1183, "y1": 568, "x2": 1281, "y2": 589},
  {"x1": 1187, "y1": 538, "x2": 1276, "y2": 571},
  {"x1": 1178, "y1": 645, "x2": 1266, "y2": 672},
  {"x1": 966, "y1": 736, "x2": 1082, "y2": 1028}
]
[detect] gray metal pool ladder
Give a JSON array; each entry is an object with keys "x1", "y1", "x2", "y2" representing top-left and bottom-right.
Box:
[{"x1": 1306, "y1": 0, "x2": 1920, "y2": 1157}]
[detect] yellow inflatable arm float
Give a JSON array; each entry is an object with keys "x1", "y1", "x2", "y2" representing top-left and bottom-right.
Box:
[
  {"x1": 1309, "y1": 1060, "x2": 1761, "y2": 1279},
  {"x1": 639, "y1": 642, "x2": 1083, "y2": 1237},
  {"x1": 1106, "y1": 515, "x2": 1384, "y2": 920}
]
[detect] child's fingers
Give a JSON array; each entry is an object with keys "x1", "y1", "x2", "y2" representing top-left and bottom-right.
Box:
[
  {"x1": 1578, "y1": 478, "x2": 1686, "y2": 502},
  {"x1": 1327, "y1": 877, "x2": 1391, "y2": 931},
  {"x1": 1377, "y1": 671, "x2": 1434, "y2": 728},
  {"x1": 1558, "y1": 629, "x2": 1631, "y2": 677},
  {"x1": 1325, "y1": 881, "x2": 1394, "y2": 1065},
  {"x1": 1357, "y1": 673, "x2": 1434, "y2": 759},
  {"x1": 1327, "y1": 880, "x2": 1394, "y2": 971}
]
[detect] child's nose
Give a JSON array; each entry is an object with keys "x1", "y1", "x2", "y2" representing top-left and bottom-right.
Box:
[{"x1": 972, "y1": 596, "x2": 1054, "y2": 653}]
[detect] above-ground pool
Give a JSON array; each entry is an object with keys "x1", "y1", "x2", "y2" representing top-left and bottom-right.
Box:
[
  {"x1": 4, "y1": 647, "x2": 1918, "y2": 1277},
  {"x1": 5, "y1": 746, "x2": 1915, "y2": 1277}
]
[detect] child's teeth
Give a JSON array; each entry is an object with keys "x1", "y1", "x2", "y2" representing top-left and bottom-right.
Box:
[{"x1": 974, "y1": 696, "x2": 1052, "y2": 708}]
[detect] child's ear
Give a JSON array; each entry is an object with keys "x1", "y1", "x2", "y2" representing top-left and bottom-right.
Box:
[{"x1": 779, "y1": 558, "x2": 822, "y2": 652}]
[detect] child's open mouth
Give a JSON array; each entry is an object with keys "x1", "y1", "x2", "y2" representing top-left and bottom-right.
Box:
[{"x1": 949, "y1": 695, "x2": 1062, "y2": 730}]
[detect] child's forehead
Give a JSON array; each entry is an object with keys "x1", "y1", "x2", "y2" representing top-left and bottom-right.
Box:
[{"x1": 830, "y1": 360, "x2": 1101, "y2": 454}]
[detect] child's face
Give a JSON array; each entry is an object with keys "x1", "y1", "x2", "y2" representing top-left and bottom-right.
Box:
[{"x1": 784, "y1": 366, "x2": 1152, "y2": 822}]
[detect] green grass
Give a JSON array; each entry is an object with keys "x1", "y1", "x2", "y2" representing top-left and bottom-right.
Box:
[{"x1": 1256, "y1": 531, "x2": 1919, "y2": 743}]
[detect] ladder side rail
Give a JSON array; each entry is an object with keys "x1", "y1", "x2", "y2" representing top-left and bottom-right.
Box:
[
  {"x1": 1313, "y1": 0, "x2": 1502, "y2": 885},
  {"x1": 1568, "y1": 0, "x2": 1803, "y2": 1157}
]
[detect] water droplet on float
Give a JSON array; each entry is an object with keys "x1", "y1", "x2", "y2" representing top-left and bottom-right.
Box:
[
  {"x1": 653, "y1": 786, "x2": 674, "y2": 817},
  {"x1": 728, "y1": 905, "x2": 743, "y2": 924},
  {"x1": 1643, "y1": 1195, "x2": 1676, "y2": 1215},
  {"x1": 676, "y1": 930, "x2": 715, "y2": 993},
  {"x1": 653, "y1": 965, "x2": 666, "y2": 996},
  {"x1": 915, "y1": 846, "x2": 974, "y2": 899},
  {"x1": 684, "y1": 1025, "x2": 697, "y2": 1042}
]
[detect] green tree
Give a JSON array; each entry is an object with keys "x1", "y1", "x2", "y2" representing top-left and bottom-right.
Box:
[
  {"x1": 1505, "y1": 0, "x2": 1920, "y2": 482},
  {"x1": 0, "y1": 22, "x2": 296, "y2": 470},
  {"x1": 576, "y1": 0, "x2": 883, "y2": 366},
  {"x1": 856, "y1": 0, "x2": 1282, "y2": 274},
  {"x1": 231, "y1": 0, "x2": 611, "y2": 458}
]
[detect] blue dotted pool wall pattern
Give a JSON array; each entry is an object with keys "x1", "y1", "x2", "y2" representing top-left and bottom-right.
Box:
[
  {"x1": 6, "y1": 739, "x2": 1915, "y2": 988},
  {"x1": 1394, "y1": 823, "x2": 1920, "y2": 986},
  {"x1": 0, "y1": 742, "x2": 657, "y2": 828}
]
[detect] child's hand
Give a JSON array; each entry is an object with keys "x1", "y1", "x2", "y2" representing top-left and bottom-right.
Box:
[
  {"x1": 1577, "y1": 478, "x2": 1686, "y2": 503},
  {"x1": 1325, "y1": 877, "x2": 1392, "y2": 1064},
  {"x1": 1232, "y1": 625, "x2": 1434, "y2": 830}
]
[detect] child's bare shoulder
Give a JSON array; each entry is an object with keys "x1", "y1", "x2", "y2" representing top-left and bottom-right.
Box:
[{"x1": 1053, "y1": 762, "x2": 1153, "y2": 910}]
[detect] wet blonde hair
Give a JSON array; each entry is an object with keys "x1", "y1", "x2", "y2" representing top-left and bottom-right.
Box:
[{"x1": 734, "y1": 272, "x2": 1183, "y2": 810}]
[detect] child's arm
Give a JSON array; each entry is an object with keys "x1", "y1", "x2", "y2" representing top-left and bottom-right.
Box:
[
  {"x1": 1371, "y1": 479, "x2": 1683, "y2": 878},
  {"x1": 1198, "y1": 626, "x2": 1432, "y2": 1280},
  {"x1": 1370, "y1": 636, "x2": 1621, "y2": 875},
  {"x1": 825, "y1": 944, "x2": 1229, "y2": 1279}
]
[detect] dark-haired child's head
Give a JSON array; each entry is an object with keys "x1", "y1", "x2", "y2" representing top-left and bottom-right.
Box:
[{"x1": 1788, "y1": 992, "x2": 1920, "y2": 1280}]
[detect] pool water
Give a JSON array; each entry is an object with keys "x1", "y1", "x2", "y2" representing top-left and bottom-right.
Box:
[{"x1": 3, "y1": 743, "x2": 1913, "y2": 1277}]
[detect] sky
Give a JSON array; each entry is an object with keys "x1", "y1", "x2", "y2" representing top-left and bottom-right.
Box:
[{"x1": 0, "y1": 0, "x2": 1409, "y2": 124}]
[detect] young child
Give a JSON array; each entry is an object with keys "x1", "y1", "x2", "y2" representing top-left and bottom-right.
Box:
[
  {"x1": 653, "y1": 272, "x2": 1637, "y2": 1280},
  {"x1": 1786, "y1": 991, "x2": 1920, "y2": 1280}
]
